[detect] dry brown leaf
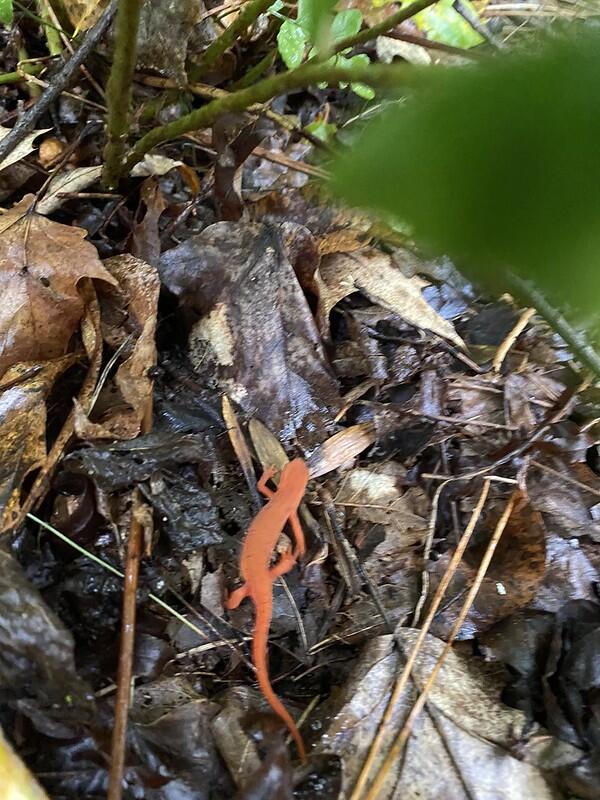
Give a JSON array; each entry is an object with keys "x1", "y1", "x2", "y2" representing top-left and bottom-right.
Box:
[
  {"x1": 430, "y1": 492, "x2": 547, "y2": 640},
  {"x1": 307, "y1": 422, "x2": 377, "y2": 478},
  {"x1": 0, "y1": 357, "x2": 75, "y2": 531},
  {"x1": 316, "y1": 248, "x2": 465, "y2": 347},
  {"x1": 0, "y1": 195, "x2": 116, "y2": 378}
]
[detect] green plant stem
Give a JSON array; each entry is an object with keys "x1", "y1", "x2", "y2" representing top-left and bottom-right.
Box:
[
  {"x1": 124, "y1": 60, "x2": 420, "y2": 172},
  {"x1": 102, "y1": 0, "x2": 144, "y2": 188},
  {"x1": 190, "y1": 0, "x2": 274, "y2": 80},
  {"x1": 507, "y1": 273, "x2": 600, "y2": 377},
  {"x1": 36, "y1": 0, "x2": 63, "y2": 55},
  {"x1": 326, "y1": 0, "x2": 438, "y2": 58},
  {"x1": 0, "y1": 63, "x2": 44, "y2": 84},
  {"x1": 231, "y1": 47, "x2": 277, "y2": 90}
]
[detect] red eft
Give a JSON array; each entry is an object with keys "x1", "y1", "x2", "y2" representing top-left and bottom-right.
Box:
[{"x1": 226, "y1": 458, "x2": 309, "y2": 761}]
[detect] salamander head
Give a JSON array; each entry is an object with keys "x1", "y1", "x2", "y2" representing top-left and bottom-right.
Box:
[{"x1": 280, "y1": 458, "x2": 309, "y2": 489}]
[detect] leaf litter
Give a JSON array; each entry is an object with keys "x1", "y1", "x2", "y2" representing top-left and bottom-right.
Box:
[{"x1": 0, "y1": 18, "x2": 599, "y2": 800}]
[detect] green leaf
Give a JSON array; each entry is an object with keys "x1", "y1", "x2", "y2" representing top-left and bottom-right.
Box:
[
  {"x1": 350, "y1": 82, "x2": 375, "y2": 100},
  {"x1": 277, "y1": 19, "x2": 306, "y2": 69},
  {"x1": 331, "y1": 9, "x2": 362, "y2": 42},
  {"x1": 298, "y1": 0, "x2": 337, "y2": 48},
  {"x1": 268, "y1": 0, "x2": 284, "y2": 11},
  {"x1": 414, "y1": 0, "x2": 483, "y2": 49},
  {"x1": 305, "y1": 118, "x2": 338, "y2": 142},
  {"x1": 0, "y1": 0, "x2": 13, "y2": 26},
  {"x1": 330, "y1": 32, "x2": 600, "y2": 332}
]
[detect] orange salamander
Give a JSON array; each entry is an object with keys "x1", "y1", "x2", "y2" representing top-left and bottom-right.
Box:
[{"x1": 226, "y1": 458, "x2": 309, "y2": 760}]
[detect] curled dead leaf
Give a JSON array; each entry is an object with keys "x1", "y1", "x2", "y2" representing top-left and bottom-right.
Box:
[
  {"x1": 316, "y1": 248, "x2": 465, "y2": 347},
  {"x1": 0, "y1": 195, "x2": 116, "y2": 378}
]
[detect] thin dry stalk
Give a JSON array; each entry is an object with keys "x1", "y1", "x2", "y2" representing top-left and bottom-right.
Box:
[
  {"x1": 348, "y1": 479, "x2": 491, "y2": 800},
  {"x1": 364, "y1": 490, "x2": 518, "y2": 800}
]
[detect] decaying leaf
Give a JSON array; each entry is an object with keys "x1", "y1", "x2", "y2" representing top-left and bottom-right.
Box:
[
  {"x1": 316, "y1": 249, "x2": 465, "y2": 347},
  {"x1": 0, "y1": 127, "x2": 50, "y2": 173},
  {"x1": 317, "y1": 630, "x2": 577, "y2": 799},
  {"x1": 0, "y1": 358, "x2": 75, "y2": 531},
  {"x1": 74, "y1": 254, "x2": 159, "y2": 440},
  {"x1": 0, "y1": 548, "x2": 85, "y2": 702},
  {"x1": 159, "y1": 222, "x2": 342, "y2": 447},
  {"x1": 430, "y1": 492, "x2": 547, "y2": 640},
  {"x1": 0, "y1": 195, "x2": 116, "y2": 378},
  {"x1": 135, "y1": 0, "x2": 201, "y2": 83}
]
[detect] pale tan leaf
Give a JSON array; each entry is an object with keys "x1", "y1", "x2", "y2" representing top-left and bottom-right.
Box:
[
  {"x1": 316, "y1": 249, "x2": 465, "y2": 347},
  {"x1": 307, "y1": 422, "x2": 377, "y2": 478},
  {"x1": 0, "y1": 127, "x2": 50, "y2": 173},
  {"x1": 37, "y1": 166, "x2": 103, "y2": 215}
]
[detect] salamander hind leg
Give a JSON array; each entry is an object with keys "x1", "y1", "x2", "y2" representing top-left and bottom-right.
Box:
[
  {"x1": 268, "y1": 549, "x2": 297, "y2": 580},
  {"x1": 225, "y1": 583, "x2": 249, "y2": 609}
]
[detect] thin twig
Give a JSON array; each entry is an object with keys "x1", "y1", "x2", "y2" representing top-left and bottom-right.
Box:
[
  {"x1": 107, "y1": 491, "x2": 144, "y2": 800},
  {"x1": 26, "y1": 513, "x2": 223, "y2": 647},
  {"x1": 348, "y1": 479, "x2": 491, "y2": 800},
  {"x1": 102, "y1": 0, "x2": 144, "y2": 188},
  {"x1": 191, "y1": 0, "x2": 274, "y2": 80},
  {"x1": 492, "y1": 306, "x2": 535, "y2": 372},
  {"x1": 364, "y1": 489, "x2": 517, "y2": 800},
  {"x1": 0, "y1": 1, "x2": 116, "y2": 165}
]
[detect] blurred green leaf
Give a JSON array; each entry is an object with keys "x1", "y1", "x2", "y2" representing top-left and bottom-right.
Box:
[
  {"x1": 330, "y1": 32, "x2": 600, "y2": 327},
  {"x1": 305, "y1": 118, "x2": 338, "y2": 142},
  {"x1": 415, "y1": 0, "x2": 483, "y2": 49},
  {"x1": 298, "y1": 0, "x2": 337, "y2": 48},
  {"x1": 0, "y1": 0, "x2": 13, "y2": 26},
  {"x1": 331, "y1": 8, "x2": 363, "y2": 42},
  {"x1": 277, "y1": 19, "x2": 306, "y2": 68}
]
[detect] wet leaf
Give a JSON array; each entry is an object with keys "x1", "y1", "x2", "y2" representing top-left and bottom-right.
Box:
[
  {"x1": 317, "y1": 630, "x2": 571, "y2": 798},
  {"x1": 0, "y1": 358, "x2": 75, "y2": 531},
  {"x1": 159, "y1": 222, "x2": 341, "y2": 447},
  {"x1": 0, "y1": 196, "x2": 115, "y2": 378},
  {"x1": 316, "y1": 248, "x2": 464, "y2": 347},
  {"x1": 0, "y1": 548, "x2": 84, "y2": 702}
]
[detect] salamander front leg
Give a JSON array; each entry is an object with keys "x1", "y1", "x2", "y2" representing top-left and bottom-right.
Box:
[{"x1": 257, "y1": 466, "x2": 277, "y2": 499}]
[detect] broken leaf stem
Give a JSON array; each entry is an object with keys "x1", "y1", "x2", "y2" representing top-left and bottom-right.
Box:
[{"x1": 102, "y1": 0, "x2": 144, "y2": 188}]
